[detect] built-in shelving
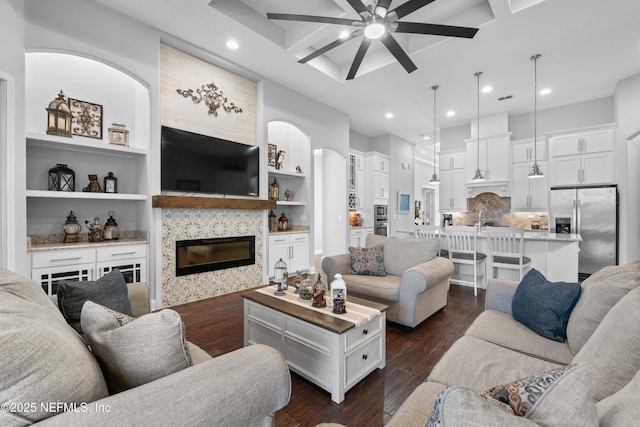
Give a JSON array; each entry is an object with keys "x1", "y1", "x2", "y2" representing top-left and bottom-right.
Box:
[
  {"x1": 26, "y1": 132, "x2": 146, "y2": 157},
  {"x1": 26, "y1": 190, "x2": 147, "y2": 200}
]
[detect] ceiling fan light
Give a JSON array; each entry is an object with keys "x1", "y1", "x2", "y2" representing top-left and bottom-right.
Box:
[{"x1": 364, "y1": 21, "x2": 386, "y2": 39}]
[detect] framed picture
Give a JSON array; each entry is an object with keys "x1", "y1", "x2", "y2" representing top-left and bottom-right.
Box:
[
  {"x1": 69, "y1": 98, "x2": 103, "y2": 139},
  {"x1": 267, "y1": 143, "x2": 277, "y2": 167},
  {"x1": 398, "y1": 192, "x2": 411, "y2": 215}
]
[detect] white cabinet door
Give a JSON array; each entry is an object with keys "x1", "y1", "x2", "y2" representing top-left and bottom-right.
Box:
[
  {"x1": 451, "y1": 169, "x2": 467, "y2": 211},
  {"x1": 439, "y1": 170, "x2": 453, "y2": 210},
  {"x1": 373, "y1": 155, "x2": 390, "y2": 173},
  {"x1": 465, "y1": 141, "x2": 486, "y2": 181},
  {"x1": 289, "y1": 234, "x2": 309, "y2": 273},
  {"x1": 373, "y1": 171, "x2": 389, "y2": 199},
  {"x1": 549, "y1": 155, "x2": 581, "y2": 186},
  {"x1": 512, "y1": 140, "x2": 546, "y2": 163},
  {"x1": 486, "y1": 137, "x2": 510, "y2": 182},
  {"x1": 582, "y1": 128, "x2": 615, "y2": 153},
  {"x1": 529, "y1": 161, "x2": 548, "y2": 210},
  {"x1": 550, "y1": 133, "x2": 581, "y2": 157},
  {"x1": 268, "y1": 235, "x2": 290, "y2": 278},
  {"x1": 440, "y1": 151, "x2": 466, "y2": 171},
  {"x1": 511, "y1": 162, "x2": 531, "y2": 210},
  {"x1": 356, "y1": 170, "x2": 365, "y2": 209},
  {"x1": 582, "y1": 152, "x2": 615, "y2": 184}
]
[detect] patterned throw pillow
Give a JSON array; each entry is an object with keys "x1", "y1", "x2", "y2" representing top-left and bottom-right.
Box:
[
  {"x1": 482, "y1": 366, "x2": 569, "y2": 416},
  {"x1": 81, "y1": 301, "x2": 193, "y2": 393},
  {"x1": 349, "y1": 244, "x2": 385, "y2": 276}
]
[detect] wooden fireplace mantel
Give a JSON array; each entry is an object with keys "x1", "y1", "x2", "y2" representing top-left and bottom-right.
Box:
[{"x1": 152, "y1": 195, "x2": 276, "y2": 210}]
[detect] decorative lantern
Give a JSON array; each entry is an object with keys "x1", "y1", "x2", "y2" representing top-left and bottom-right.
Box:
[
  {"x1": 85, "y1": 217, "x2": 104, "y2": 242},
  {"x1": 268, "y1": 210, "x2": 278, "y2": 233},
  {"x1": 62, "y1": 211, "x2": 82, "y2": 243},
  {"x1": 278, "y1": 212, "x2": 289, "y2": 232},
  {"x1": 299, "y1": 275, "x2": 314, "y2": 301},
  {"x1": 103, "y1": 211, "x2": 120, "y2": 241},
  {"x1": 269, "y1": 177, "x2": 279, "y2": 201},
  {"x1": 330, "y1": 273, "x2": 347, "y2": 314},
  {"x1": 312, "y1": 273, "x2": 326, "y2": 308},
  {"x1": 273, "y1": 258, "x2": 288, "y2": 295},
  {"x1": 103, "y1": 172, "x2": 118, "y2": 193},
  {"x1": 46, "y1": 90, "x2": 72, "y2": 137},
  {"x1": 48, "y1": 164, "x2": 75, "y2": 192}
]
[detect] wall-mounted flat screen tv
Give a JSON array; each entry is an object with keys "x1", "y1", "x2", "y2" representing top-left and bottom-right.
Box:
[{"x1": 161, "y1": 126, "x2": 259, "y2": 197}]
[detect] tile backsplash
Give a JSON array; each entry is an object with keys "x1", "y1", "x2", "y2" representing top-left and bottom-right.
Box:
[{"x1": 448, "y1": 192, "x2": 547, "y2": 230}]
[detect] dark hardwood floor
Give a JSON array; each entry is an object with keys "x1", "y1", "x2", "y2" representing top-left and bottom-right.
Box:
[{"x1": 173, "y1": 284, "x2": 486, "y2": 427}]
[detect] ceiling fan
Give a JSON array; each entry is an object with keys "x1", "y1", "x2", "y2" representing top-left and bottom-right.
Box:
[{"x1": 267, "y1": 0, "x2": 479, "y2": 80}]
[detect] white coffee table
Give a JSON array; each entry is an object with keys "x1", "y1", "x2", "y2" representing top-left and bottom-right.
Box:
[{"x1": 243, "y1": 289, "x2": 387, "y2": 404}]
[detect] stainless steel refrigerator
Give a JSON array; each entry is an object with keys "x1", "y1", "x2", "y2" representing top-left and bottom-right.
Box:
[{"x1": 549, "y1": 185, "x2": 618, "y2": 279}]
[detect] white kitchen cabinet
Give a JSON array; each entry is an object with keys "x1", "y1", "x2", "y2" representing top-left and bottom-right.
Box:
[
  {"x1": 511, "y1": 161, "x2": 548, "y2": 211},
  {"x1": 31, "y1": 243, "x2": 148, "y2": 295},
  {"x1": 365, "y1": 152, "x2": 390, "y2": 204},
  {"x1": 465, "y1": 136, "x2": 510, "y2": 183},
  {"x1": 512, "y1": 139, "x2": 547, "y2": 163},
  {"x1": 548, "y1": 125, "x2": 616, "y2": 186},
  {"x1": 439, "y1": 169, "x2": 467, "y2": 211},
  {"x1": 349, "y1": 227, "x2": 372, "y2": 248},
  {"x1": 268, "y1": 232, "x2": 310, "y2": 277},
  {"x1": 439, "y1": 150, "x2": 466, "y2": 171}
]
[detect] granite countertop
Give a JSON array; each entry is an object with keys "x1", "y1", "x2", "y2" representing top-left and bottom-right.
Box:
[
  {"x1": 398, "y1": 228, "x2": 582, "y2": 242},
  {"x1": 29, "y1": 238, "x2": 149, "y2": 252},
  {"x1": 269, "y1": 226, "x2": 310, "y2": 235}
]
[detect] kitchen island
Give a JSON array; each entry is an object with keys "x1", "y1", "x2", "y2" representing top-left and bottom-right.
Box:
[{"x1": 399, "y1": 228, "x2": 582, "y2": 284}]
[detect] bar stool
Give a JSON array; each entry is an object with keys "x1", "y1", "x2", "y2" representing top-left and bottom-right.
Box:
[
  {"x1": 445, "y1": 226, "x2": 486, "y2": 296},
  {"x1": 486, "y1": 227, "x2": 531, "y2": 280},
  {"x1": 414, "y1": 225, "x2": 448, "y2": 257}
]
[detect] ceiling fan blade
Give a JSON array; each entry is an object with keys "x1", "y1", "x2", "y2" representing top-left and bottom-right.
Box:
[
  {"x1": 374, "y1": 0, "x2": 393, "y2": 17},
  {"x1": 346, "y1": 0, "x2": 370, "y2": 17},
  {"x1": 267, "y1": 13, "x2": 358, "y2": 26},
  {"x1": 379, "y1": 33, "x2": 417, "y2": 74},
  {"x1": 391, "y1": 0, "x2": 437, "y2": 20},
  {"x1": 347, "y1": 38, "x2": 372, "y2": 80},
  {"x1": 395, "y1": 22, "x2": 479, "y2": 38},
  {"x1": 298, "y1": 30, "x2": 363, "y2": 64}
]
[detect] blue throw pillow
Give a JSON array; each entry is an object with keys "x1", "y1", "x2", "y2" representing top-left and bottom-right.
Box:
[{"x1": 511, "y1": 269, "x2": 581, "y2": 342}]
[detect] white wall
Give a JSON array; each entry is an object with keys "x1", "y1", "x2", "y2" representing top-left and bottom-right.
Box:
[
  {"x1": 389, "y1": 135, "x2": 416, "y2": 236},
  {"x1": 614, "y1": 72, "x2": 640, "y2": 264},
  {"x1": 349, "y1": 130, "x2": 371, "y2": 152},
  {"x1": 0, "y1": 0, "x2": 25, "y2": 272}
]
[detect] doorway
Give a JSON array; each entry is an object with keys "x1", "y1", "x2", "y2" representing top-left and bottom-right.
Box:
[{"x1": 421, "y1": 187, "x2": 436, "y2": 225}]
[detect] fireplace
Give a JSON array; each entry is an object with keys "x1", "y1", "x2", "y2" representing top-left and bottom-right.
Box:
[{"x1": 175, "y1": 236, "x2": 255, "y2": 276}]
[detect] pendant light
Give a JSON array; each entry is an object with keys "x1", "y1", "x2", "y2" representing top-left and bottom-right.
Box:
[
  {"x1": 529, "y1": 54, "x2": 544, "y2": 178},
  {"x1": 429, "y1": 85, "x2": 440, "y2": 184},
  {"x1": 471, "y1": 71, "x2": 486, "y2": 181}
]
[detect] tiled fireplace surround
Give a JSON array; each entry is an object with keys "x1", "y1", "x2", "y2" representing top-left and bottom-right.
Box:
[{"x1": 160, "y1": 207, "x2": 265, "y2": 307}]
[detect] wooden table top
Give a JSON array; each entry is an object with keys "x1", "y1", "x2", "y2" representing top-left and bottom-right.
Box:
[{"x1": 242, "y1": 289, "x2": 388, "y2": 334}]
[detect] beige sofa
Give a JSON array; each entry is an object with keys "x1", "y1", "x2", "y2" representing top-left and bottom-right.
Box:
[
  {"x1": 383, "y1": 261, "x2": 640, "y2": 426},
  {"x1": 0, "y1": 268, "x2": 291, "y2": 426},
  {"x1": 322, "y1": 234, "x2": 454, "y2": 329}
]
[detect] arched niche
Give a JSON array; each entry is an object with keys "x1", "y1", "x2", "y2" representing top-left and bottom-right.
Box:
[{"x1": 25, "y1": 52, "x2": 150, "y2": 144}]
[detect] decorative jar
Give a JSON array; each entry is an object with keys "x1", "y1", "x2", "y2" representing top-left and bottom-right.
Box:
[
  {"x1": 62, "y1": 211, "x2": 81, "y2": 243},
  {"x1": 299, "y1": 275, "x2": 314, "y2": 301},
  {"x1": 85, "y1": 217, "x2": 104, "y2": 242},
  {"x1": 103, "y1": 211, "x2": 120, "y2": 241},
  {"x1": 278, "y1": 212, "x2": 289, "y2": 231}
]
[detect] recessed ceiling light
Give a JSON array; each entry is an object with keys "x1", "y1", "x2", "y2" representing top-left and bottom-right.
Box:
[
  {"x1": 482, "y1": 85, "x2": 493, "y2": 93},
  {"x1": 540, "y1": 88, "x2": 552, "y2": 95},
  {"x1": 339, "y1": 30, "x2": 350, "y2": 39},
  {"x1": 385, "y1": 112, "x2": 394, "y2": 119},
  {"x1": 423, "y1": 135, "x2": 430, "y2": 140},
  {"x1": 446, "y1": 110, "x2": 455, "y2": 117},
  {"x1": 226, "y1": 40, "x2": 239, "y2": 50}
]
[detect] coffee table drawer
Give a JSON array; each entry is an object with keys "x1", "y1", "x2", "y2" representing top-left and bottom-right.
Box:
[
  {"x1": 345, "y1": 334, "x2": 383, "y2": 388},
  {"x1": 345, "y1": 315, "x2": 383, "y2": 352}
]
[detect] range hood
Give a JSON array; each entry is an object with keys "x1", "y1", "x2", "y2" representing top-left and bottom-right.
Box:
[{"x1": 466, "y1": 181, "x2": 510, "y2": 198}]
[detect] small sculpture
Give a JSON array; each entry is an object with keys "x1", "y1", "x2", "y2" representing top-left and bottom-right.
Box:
[
  {"x1": 295, "y1": 165, "x2": 303, "y2": 173},
  {"x1": 312, "y1": 273, "x2": 326, "y2": 308},
  {"x1": 284, "y1": 188, "x2": 291, "y2": 201},
  {"x1": 82, "y1": 174, "x2": 103, "y2": 192},
  {"x1": 276, "y1": 150, "x2": 286, "y2": 170}
]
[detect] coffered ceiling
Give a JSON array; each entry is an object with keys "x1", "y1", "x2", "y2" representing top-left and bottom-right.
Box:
[{"x1": 95, "y1": 0, "x2": 640, "y2": 153}]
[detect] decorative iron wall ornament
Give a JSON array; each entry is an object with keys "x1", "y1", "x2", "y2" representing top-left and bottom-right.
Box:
[
  {"x1": 176, "y1": 82, "x2": 243, "y2": 117},
  {"x1": 69, "y1": 98, "x2": 103, "y2": 139}
]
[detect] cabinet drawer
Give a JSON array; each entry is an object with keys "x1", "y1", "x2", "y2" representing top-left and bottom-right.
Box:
[
  {"x1": 285, "y1": 336, "x2": 331, "y2": 389},
  {"x1": 345, "y1": 335, "x2": 383, "y2": 388},
  {"x1": 247, "y1": 320, "x2": 283, "y2": 354},
  {"x1": 289, "y1": 234, "x2": 309, "y2": 244},
  {"x1": 346, "y1": 315, "x2": 383, "y2": 352},
  {"x1": 246, "y1": 301, "x2": 284, "y2": 332},
  {"x1": 269, "y1": 235, "x2": 290, "y2": 246},
  {"x1": 350, "y1": 228, "x2": 367, "y2": 237},
  {"x1": 285, "y1": 317, "x2": 332, "y2": 350},
  {"x1": 97, "y1": 244, "x2": 147, "y2": 262},
  {"x1": 32, "y1": 248, "x2": 96, "y2": 268}
]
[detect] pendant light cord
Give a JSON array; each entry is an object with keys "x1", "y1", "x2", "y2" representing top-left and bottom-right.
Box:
[{"x1": 432, "y1": 85, "x2": 438, "y2": 175}]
